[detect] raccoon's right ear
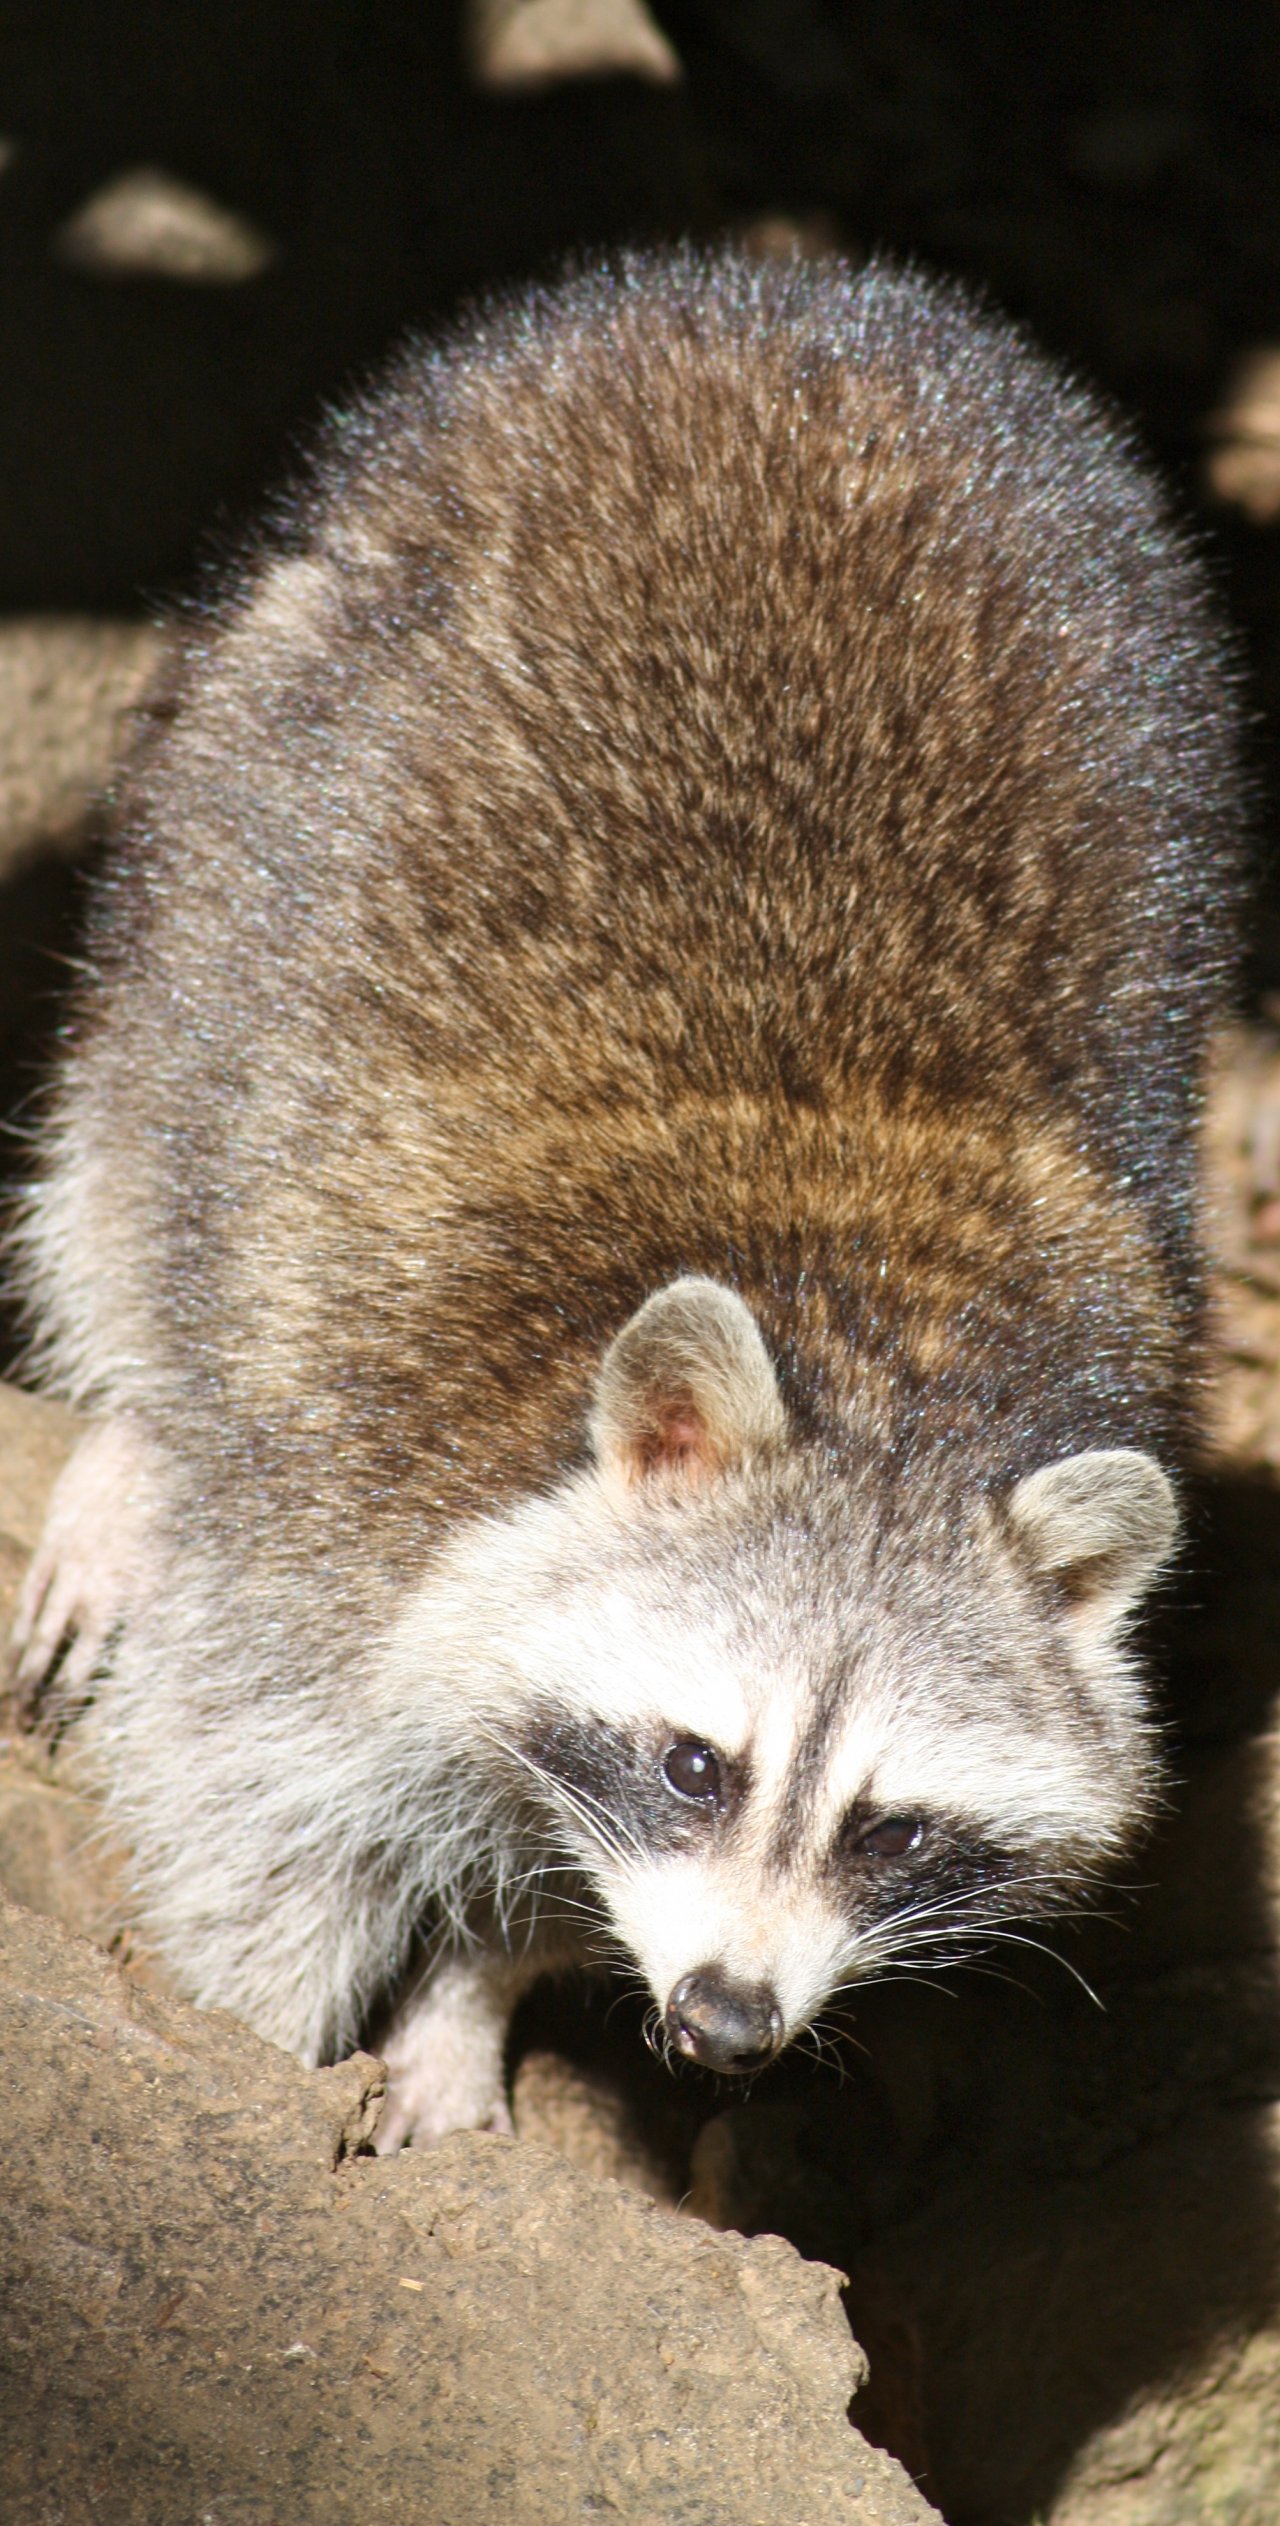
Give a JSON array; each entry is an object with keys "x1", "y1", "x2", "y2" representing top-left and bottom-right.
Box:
[{"x1": 590, "y1": 1278, "x2": 786, "y2": 1495}]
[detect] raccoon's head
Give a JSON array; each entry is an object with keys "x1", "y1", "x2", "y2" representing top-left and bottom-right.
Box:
[{"x1": 472, "y1": 1277, "x2": 1178, "y2": 2075}]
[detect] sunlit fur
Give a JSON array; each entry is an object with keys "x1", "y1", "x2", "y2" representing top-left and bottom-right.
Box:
[{"x1": 7, "y1": 247, "x2": 1241, "y2": 2129}]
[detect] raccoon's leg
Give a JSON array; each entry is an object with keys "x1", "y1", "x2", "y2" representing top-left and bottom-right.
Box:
[
  {"x1": 9, "y1": 1417, "x2": 162, "y2": 1721},
  {"x1": 374, "y1": 1949, "x2": 540, "y2": 2152}
]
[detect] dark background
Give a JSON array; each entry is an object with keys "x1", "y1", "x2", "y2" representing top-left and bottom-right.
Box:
[
  {"x1": 4, "y1": 0, "x2": 1280, "y2": 937},
  {"x1": 0, "y1": 23, "x2": 1275, "y2": 598}
]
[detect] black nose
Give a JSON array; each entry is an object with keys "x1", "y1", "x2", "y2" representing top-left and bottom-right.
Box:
[{"x1": 665, "y1": 1968, "x2": 784, "y2": 2073}]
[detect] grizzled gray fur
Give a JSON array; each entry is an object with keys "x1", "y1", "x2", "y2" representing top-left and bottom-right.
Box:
[{"x1": 9, "y1": 249, "x2": 1242, "y2": 2143}]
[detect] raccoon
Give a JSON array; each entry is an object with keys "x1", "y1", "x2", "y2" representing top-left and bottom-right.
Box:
[{"x1": 9, "y1": 248, "x2": 1240, "y2": 2148}]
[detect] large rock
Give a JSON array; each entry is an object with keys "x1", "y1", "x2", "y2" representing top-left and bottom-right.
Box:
[
  {"x1": 0, "y1": 1892, "x2": 935, "y2": 2526},
  {"x1": 468, "y1": 0, "x2": 681, "y2": 88}
]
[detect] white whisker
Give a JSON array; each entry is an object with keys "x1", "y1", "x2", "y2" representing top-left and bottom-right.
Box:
[{"x1": 476, "y1": 1721, "x2": 645, "y2": 1871}]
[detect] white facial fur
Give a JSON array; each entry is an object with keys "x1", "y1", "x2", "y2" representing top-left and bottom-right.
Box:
[
  {"x1": 605, "y1": 1852, "x2": 854, "y2": 2039},
  {"x1": 381, "y1": 1412, "x2": 1169, "y2": 2051}
]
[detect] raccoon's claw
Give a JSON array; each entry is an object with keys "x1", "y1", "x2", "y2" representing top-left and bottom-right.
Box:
[
  {"x1": 10, "y1": 1539, "x2": 107, "y2": 1720},
  {"x1": 8, "y1": 1417, "x2": 158, "y2": 1728},
  {"x1": 373, "y1": 2075, "x2": 515, "y2": 2156}
]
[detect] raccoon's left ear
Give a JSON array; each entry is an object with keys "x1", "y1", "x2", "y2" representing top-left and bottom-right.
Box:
[
  {"x1": 590, "y1": 1277, "x2": 786, "y2": 1495},
  {"x1": 1005, "y1": 1448, "x2": 1178, "y2": 1631}
]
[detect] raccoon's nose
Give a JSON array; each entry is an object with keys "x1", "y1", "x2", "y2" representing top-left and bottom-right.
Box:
[{"x1": 665, "y1": 1968, "x2": 783, "y2": 2074}]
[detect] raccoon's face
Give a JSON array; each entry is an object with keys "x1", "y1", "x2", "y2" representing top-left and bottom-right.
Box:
[{"x1": 489, "y1": 1279, "x2": 1176, "y2": 2075}]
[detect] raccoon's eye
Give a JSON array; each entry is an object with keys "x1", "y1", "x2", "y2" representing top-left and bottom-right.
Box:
[
  {"x1": 662, "y1": 1738, "x2": 722, "y2": 1806},
  {"x1": 860, "y1": 1814, "x2": 923, "y2": 1861}
]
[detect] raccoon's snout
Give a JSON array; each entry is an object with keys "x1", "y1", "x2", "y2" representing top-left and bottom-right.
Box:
[{"x1": 666, "y1": 1968, "x2": 783, "y2": 2074}]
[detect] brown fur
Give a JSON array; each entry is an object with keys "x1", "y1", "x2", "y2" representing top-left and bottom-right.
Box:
[{"x1": 25, "y1": 249, "x2": 1238, "y2": 1616}]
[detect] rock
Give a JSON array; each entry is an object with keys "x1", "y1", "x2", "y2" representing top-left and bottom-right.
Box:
[
  {"x1": 0, "y1": 617, "x2": 160, "y2": 877},
  {"x1": 469, "y1": 0, "x2": 681, "y2": 89},
  {"x1": 512, "y1": 2042, "x2": 680, "y2": 2200},
  {"x1": 0, "y1": 1742, "x2": 135, "y2": 1960},
  {"x1": 0, "y1": 1892, "x2": 937, "y2": 2526},
  {"x1": 1206, "y1": 1022, "x2": 1280, "y2": 1472},
  {"x1": 53, "y1": 168, "x2": 276, "y2": 286},
  {"x1": 737, "y1": 210, "x2": 850, "y2": 263},
  {"x1": 840, "y1": 2087, "x2": 1280, "y2": 2526},
  {"x1": 1205, "y1": 346, "x2": 1280, "y2": 525}
]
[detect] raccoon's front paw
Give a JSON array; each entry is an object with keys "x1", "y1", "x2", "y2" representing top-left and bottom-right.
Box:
[
  {"x1": 9, "y1": 1418, "x2": 159, "y2": 1723},
  {"x1": 375, "y1": 2053, "x2": 515, "y2": 2154},
  {"x1": 372, "y1": 1954, "x2": 518, "y2": 2153}
]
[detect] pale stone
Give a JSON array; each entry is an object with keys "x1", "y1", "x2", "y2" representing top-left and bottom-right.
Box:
[
  {"x1": 55, "y1": 167, "x2": 275, "y2": 285},
  {"x1": 469, "y1": 0, "x2": 681, "y2": 90}
]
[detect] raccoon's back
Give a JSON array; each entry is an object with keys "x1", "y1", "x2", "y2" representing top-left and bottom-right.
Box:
[{"x1": 26, "y1": 249, "x2": 1242, "y2": 1559}]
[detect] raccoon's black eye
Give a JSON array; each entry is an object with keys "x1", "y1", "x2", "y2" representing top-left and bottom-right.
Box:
[
  {"x1": 662, "y1": 1738, "x2": 722, "y2": 1806},
  {"x1": 860, "y1": 1814, "x2": 923, "y2": 1861}
]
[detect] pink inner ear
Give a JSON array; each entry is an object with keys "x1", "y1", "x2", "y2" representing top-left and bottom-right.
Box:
[{"x1": 633, "y1": 1395, "x2": 716, "y2": 1482}]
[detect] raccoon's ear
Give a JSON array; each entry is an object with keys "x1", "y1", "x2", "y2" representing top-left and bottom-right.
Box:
[
  {"x1": 590, "y1": 1277, "x2": 786, "y2": 1493},
  {"x1": 1005, "y1": 1448, "x2": 1178, "y2": 1630}
]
